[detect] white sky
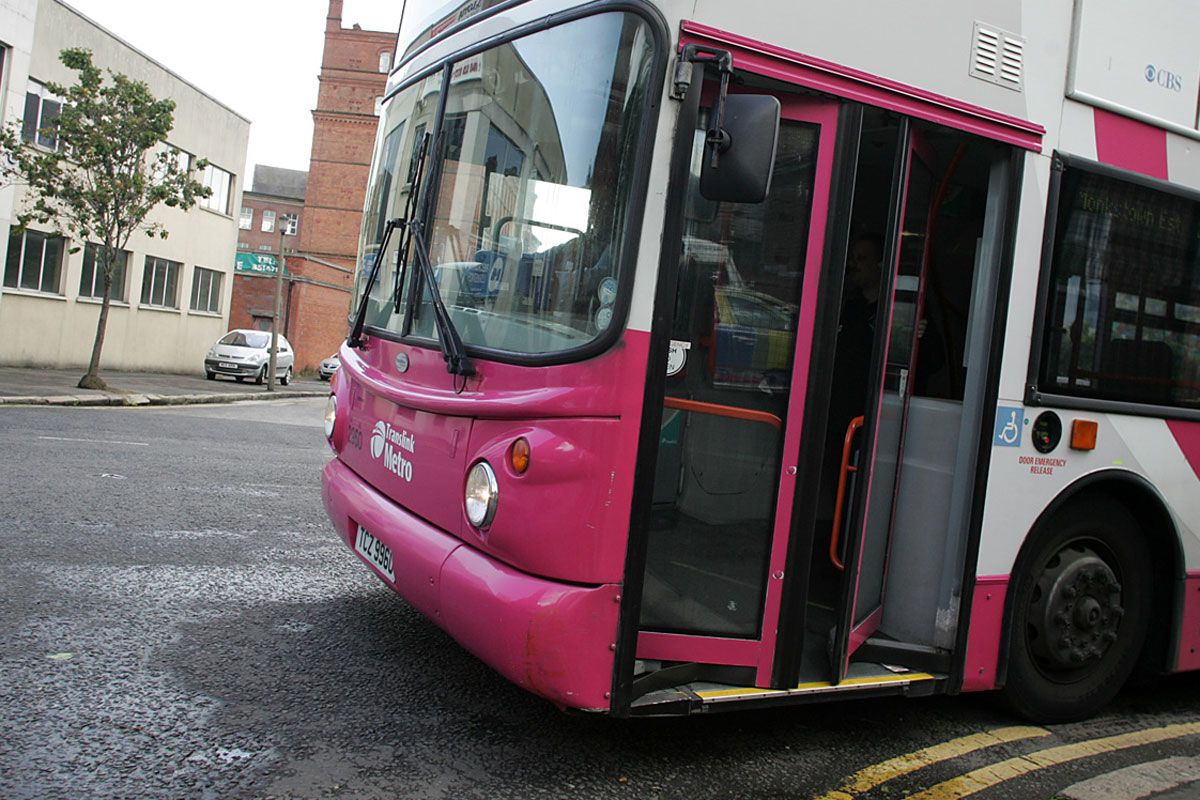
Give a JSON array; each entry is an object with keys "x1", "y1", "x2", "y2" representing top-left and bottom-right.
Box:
[{"x1": 63, "y1": 0, "x2": 403, "y2": 185}]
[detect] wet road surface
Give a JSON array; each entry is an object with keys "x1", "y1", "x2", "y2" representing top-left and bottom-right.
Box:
[{"x1": 2, "y1": 399, "x2": 1200, "y2": 799}]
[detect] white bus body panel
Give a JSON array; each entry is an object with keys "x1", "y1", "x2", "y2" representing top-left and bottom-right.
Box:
[
  {"x1": 389, "y1": 0, "x2": 1200, "y2": 586},
  {"x1": 978, "y1": 413, "x2": 1200, "y2": 577}
]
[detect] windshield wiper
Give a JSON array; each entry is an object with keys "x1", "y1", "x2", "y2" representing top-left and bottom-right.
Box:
[
  {"x1": 346, "y1": 130, "x2": 472, "y2": 377},
  {"x1": 407, "y1": 218, "x2": 475, "y2": 377},
  {"x1": 347, "y1": 216, "x2": 402, "y2": 349},
  {"x1": 347, "y1": 133, "x2": 432, "y2": 349}
]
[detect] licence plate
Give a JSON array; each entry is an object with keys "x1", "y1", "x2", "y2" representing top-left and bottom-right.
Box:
[
  {"x1": 354, "y1": 525, "x2": 394, "y2": 581},
  {"x1": 218, "y1": 362, "x2": 237, "y2": 369}
]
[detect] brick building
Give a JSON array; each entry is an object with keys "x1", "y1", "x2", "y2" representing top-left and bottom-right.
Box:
[
  {"x1": 280, "y1": 0, "x2": 395, "y2": 371},
  {"x1": 230, "y1": 166, "x2": 307, "y2": 333}
]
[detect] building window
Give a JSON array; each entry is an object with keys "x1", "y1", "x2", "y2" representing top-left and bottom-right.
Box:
[
  {"x1": 5, "y1": 229, "x2": 65, "y2": 293},
  {"x1": 80, "y1": 243, "x2": 130, "y2": 302},
  {"x1": 153, "y1": 145, "x2": 191, "y2": 185},
  {"x1": 172, "y1": 147, "x2": 190, "y2": 173},
  {"x1": 282, "y1": 213, "x2": 298, "y2": 236},
  {"x1": 239, "y1": 207, "x2": 253, "y2": 230},
  {"x1": 261, "y1": 209, "x2": 276, "y2": 233},
  {"x1": 442, "y1": 113, "x2": 468, "y2": 161},
  {"x1": 200, "y1": 163, "x2": 233, "y2": 214},
  {"x1": 379, "y1": 51, "x2": 392, "y2": 73},
  {"x1": 22, "y1": 81, "x2": 63, "y2": 150},
  {"x1": 190, "y1": 266, "x2": 222, "y2": 314},
  {"x1": 0, "y1": 47, "x2": 6, "y2": 125},
  {"x1": 1038, "y1": 158, "x2": 1200, "y2": 409},
  {"x1": 257, "y1": 245, "x2": 273, "y2": 252},
  {"x1": 140, "y1": 255, "x2": 181, "y2": 308}
]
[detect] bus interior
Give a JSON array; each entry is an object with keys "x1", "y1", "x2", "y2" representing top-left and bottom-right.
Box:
[{"x1": 636, "y1": 76, "x2": 1018, "y2": 706}]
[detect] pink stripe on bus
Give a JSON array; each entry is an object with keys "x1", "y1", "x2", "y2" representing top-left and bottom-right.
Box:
[
  {"x1": 755, "y1": 97, "x2": 842, "y2": 684},
  {"x1": 961, "y1": 575, "x2": 1009, "y2": 692},
  {"x1": 1176, "y1": 571, "x2": 1200, "y2": 672},
  {"x1": 679, "y1": 21, "x2": 1044, "y2": 152},
  {"x1": 1093, "y1": 108, "x2": 1169, "y2": 180},
  {"x1": 1166, "y1": 420, "x2": 1200, "y2": 480}
]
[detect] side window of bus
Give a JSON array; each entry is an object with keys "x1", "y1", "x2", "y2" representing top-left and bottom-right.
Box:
[{"x1": 1038, "y1": 163, "x2": 1200, "y2": 409}]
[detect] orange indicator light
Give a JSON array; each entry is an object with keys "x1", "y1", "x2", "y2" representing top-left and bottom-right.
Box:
[
  {"x1": 1071, "y1": 419, "x2": 1098, "y2": 451},
  {"x1": 510, "y1": 437, "x2": 531, "y2": 474}
]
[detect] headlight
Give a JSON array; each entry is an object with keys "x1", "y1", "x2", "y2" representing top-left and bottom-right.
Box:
[
  {"x1": 324, "y1": 394, "x2": 336, "y2": 441},
  {"x1": 464, "y1": 461, "x2": 498, "y2": 528}
]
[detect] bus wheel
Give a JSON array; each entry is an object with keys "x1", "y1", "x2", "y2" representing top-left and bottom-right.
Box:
[{"x1": 1003, "y1": 499, "x2": 1151, "y2": 723}]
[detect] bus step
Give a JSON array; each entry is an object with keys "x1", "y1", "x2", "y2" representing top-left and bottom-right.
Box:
[{"x1": 629, "y1": 663, "x2": 944, "y2": 716}]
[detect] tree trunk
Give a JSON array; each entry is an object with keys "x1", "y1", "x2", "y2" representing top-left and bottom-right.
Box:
[{"x1": 78, "y1": 247, "x2": 113, "y2": 390}]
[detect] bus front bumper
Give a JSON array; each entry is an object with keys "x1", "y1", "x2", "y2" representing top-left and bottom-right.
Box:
[{"x1": 321, "y1": 457, "x2": 620, "y2": 712}]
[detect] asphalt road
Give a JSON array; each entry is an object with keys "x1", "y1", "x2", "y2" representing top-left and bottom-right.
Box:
[{"x1": 2, "y1": 399, "x2": 1200, "y2": 800}]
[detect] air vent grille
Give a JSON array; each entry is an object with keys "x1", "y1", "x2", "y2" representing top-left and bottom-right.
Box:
[{"x1": 971, "y1": 22, "x2": 1024, "y2": 91}]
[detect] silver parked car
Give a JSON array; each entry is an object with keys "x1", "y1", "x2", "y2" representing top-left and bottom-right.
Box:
[
  {"x1": 318, "y1": 353, "x2": 340, "y2": 381},
  {"x1": 205, "y1": 329, "x2": 294, "y2": 385}
]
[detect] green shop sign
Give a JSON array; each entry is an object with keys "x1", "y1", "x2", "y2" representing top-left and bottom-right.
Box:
[{"x1": 235, "y1": 252, "x2": 286, "y2": 276}]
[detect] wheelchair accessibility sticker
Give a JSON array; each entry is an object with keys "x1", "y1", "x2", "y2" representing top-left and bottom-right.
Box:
[{"x1": 993, "y1": 407, "x2": 1024, "y2": 447}]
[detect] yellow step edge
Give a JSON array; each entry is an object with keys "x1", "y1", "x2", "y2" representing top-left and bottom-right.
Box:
[{"x1": 696, "y1": 672, "x2": 935, "y2": 700}]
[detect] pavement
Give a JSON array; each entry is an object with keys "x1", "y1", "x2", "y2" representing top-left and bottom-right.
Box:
[{"x1": 0, "y1": 365, "x2": 331, "y2": 406}]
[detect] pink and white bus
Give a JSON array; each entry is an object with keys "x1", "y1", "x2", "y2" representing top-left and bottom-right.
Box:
[{"x1": 321, "y1": 0, "x2": 1200, "y2": 720}]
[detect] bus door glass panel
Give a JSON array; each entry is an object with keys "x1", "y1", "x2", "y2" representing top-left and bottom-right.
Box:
[
  {"x1": 832, "y1": 130, "x2": 935, "y2": 676},
  {"x1": 641, "y1": 108, "x2": 822, "y2": 639}
]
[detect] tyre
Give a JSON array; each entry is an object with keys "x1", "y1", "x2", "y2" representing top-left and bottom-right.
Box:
[
  {"x1": 280, "y1": 367, "x2": 291, "y2": 386},
  {"x1": 205, "y1": 371, "x2": 215, "y2": 381},
  {"x1": 255, "y1": 365, "x2": 267, "y2": 385},
  {"x1": 1002, "y1": 498, "x2": 1151, "y2": 723}
]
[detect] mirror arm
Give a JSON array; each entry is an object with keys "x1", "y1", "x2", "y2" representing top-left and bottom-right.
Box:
[
  {"x1": 705, "y1": 67, "x2": 732, "y2": 166},
  {"x1": 675, "y1": 44, "x2": 735, "y2": 168}
]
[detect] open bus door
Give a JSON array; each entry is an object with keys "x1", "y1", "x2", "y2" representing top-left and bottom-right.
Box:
[
  {"x1": 634, "y1": 86, "x2": 840, "y2": 688},
  {"x1": 828, "y1": 126, "x2": 939, "y2": 680}
]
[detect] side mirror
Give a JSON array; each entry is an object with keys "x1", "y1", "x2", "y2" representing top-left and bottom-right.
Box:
[{"x1": 699, "y1": 94, "x2": 780, "y2": 204}]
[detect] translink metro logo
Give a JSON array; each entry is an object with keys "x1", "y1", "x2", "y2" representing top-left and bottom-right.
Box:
[
  {"x1": 370, "y1": 420, "x2": 415, "y2": 481},
  {"x1": 370, "y1": 421, "x2": 387, "y2": 459}
]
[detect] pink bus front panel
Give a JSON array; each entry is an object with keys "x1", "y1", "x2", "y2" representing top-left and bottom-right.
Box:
[
  {"x1": 323, "y1": 457, "x2": 619, "y2": 710},
  {"x1": 463, "y1": 416, "x2": 636, "y2": 584},
  {"x1": 323, "y1": 330, "x2": 649, "y2": 709}
]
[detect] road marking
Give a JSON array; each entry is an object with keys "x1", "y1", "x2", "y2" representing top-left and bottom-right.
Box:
[
  {"x1": 38, "y1": 435, "x2": 149, "y2": 446},
  {"x1": 1061, "y1": 755, "x2": 1200, "y2": 800},
  {"x1": 906, "y1": 722, "x2": 1200, "y2": 800},
  {"x1": 812, "y1": 726, "x2": 1050, "y2": 800}
]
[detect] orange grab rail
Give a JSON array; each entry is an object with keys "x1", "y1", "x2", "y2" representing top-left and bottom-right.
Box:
[
  {"x1": 829, "y1": 415, "x2": 865, "y2": 571},
  {"x1": 662, "y1": 397, "x2": 783, "y2": 430}
]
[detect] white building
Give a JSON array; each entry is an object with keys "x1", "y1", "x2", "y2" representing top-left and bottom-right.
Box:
[
  {"x1": 0, "y1": 0, "x2": 37, "y2": 318},
  {"x1": 0, "y1": 0, "x2": 250, "y2": 372}
]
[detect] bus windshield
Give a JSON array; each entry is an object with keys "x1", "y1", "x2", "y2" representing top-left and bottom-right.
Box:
[{"x1": 355, "y1": 11, "x2": 656, "y2": 357}]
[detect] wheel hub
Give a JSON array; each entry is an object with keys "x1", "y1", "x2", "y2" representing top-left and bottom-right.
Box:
[{"x1": 1030, "y1": 545, "x2": 1123, "y2": 671}]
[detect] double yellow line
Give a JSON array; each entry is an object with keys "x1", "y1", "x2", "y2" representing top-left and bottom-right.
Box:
[{"x1": 813, "y1": 722, "x2": 1200, "y2": 800}]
